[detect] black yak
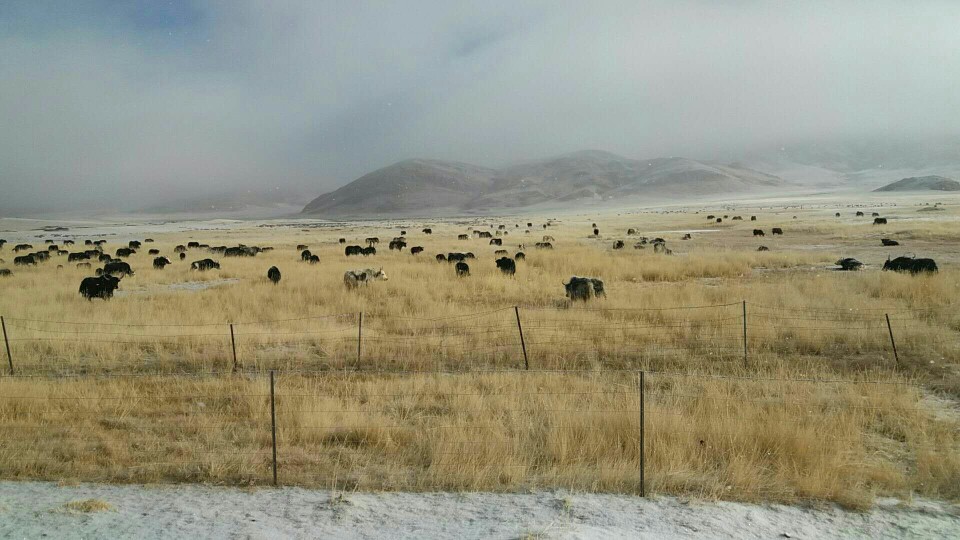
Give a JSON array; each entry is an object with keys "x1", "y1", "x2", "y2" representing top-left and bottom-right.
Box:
[
  {"x1": 103, "y1": 261, "x2": 134, "y2": 276},
  {"x1": 455, "y1": 262, "x2": 470, "y2": 276},
  {"x1": 883, "y1": 256, "x2": 937, "y2": 274},
  {"x1": 267, "y1": 266, "x2": 281, "y2": 284},
  {"x1": 153, "y1": 257, "x2": 171, "y2": 269},
  {"x1": 191, "y1": 259, "x2": 220, "y2": 271},
  {"x1": 79, "y1": 275, "x2": 120, "y2": 300},
  {"x1": 495, "y1": 257, "x2": 516, "y2": 275},
  {"x1": 564, "y1": 277, "x2": 605, "y2": 301}
]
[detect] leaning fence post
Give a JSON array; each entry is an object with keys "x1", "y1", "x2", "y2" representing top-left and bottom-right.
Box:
[
  {"x1": 885, "y1": 314, "x2": 900, "y2": 367},
  {"x1": 229, "y1": 323, "x2": 238, "y2": 372},
  {"x1": 638, "y1": 370, "x2": 645, "y2": 497},
  {"x1": 514, "y1": 306, "x2": 529, "y2": 370},
  {"x1": 270, "y1": 370, "x2": 278, "y2": 486},
  {"x1": 1, "y1": 316, "x2": 13, "y2": 375},
  {"x1": 742, "y1": 301, "x2": 748, "y2": 368},
  {"x1": 356, "y1": 312, "x2": 363, "y2": 369}
]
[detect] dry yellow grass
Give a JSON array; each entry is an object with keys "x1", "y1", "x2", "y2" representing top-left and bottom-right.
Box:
[{"x1": 0, "y1": 199, "x2": 958, "y2": 507}]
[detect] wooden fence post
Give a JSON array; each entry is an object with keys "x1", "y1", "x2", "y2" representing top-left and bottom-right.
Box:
[
  {"x1": 356, "y1": 312, "x2": 363, "y2": 368},
  {"x1": 229, "y1": 323, "x2": 238, "y2": 372},
  {"x1": 514, "y1": 306, "x2": 529, "y2": 370},
  {"x1": 1, "y1": 316, "x2": 12, "y2": 375},
  {"x1": 270, "y1": 370, "x2": 278, "y2": 486},
  {"x1": 639, "y1": 370, "x2": 645, "y2": 497},
  {"x1": 885, "y1": 314, "x2": 900, "y2": 367},
  {"x1": 742, "y1": 301, "x2": 748, "y2": 368}
]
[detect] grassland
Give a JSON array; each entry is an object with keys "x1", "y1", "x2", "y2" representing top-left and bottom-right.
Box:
[{"x1": 0, "y1": 196, "x2": 958, "y2": 507}]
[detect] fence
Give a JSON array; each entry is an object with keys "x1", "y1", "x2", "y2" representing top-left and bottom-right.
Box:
[
  {"x1": 0, "y1": 369, "x2": 953, "y2": 503},
  {"x1": 1, "y1": 301, "x2": 959, "y2": 376}
]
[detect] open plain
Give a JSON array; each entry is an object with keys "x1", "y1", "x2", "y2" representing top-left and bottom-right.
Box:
[{"x1": 0, "y1": 194, "x2": 959, "y2": 513}]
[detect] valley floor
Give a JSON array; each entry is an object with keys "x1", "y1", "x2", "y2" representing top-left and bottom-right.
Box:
[{"x1": 1, "y1": 481, "x2": 958, "y2": 539}]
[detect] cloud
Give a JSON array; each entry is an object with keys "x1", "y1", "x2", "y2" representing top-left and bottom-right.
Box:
[{"x1": 1, "y1": 0, "x2": 959, "y2": 212}]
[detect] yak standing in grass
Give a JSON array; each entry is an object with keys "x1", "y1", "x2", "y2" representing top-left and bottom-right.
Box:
[
  {"x1": 455, "y1": 262, "x2": 470, "y2": 276},
  {"x1": 343, "y1": 268, "x2": 388, "y2": 289},
  {"x1": 191, "y1": 259, "x2": 220, "y2": 271},
  {"x1": 495, "y1": 257, "x2": 516, "y2": 275},
  {"x1": 79, "y1": 275, "x2": 120, "y2": 300},
  {"x1": 835, "y1": 258, "x2": 863, "y2": 271},
  {"x1": 267, "y1": 266, "x2": 281, "y2": 285},
  {"x1": 883, "y1": 256, "x2": 937, "y2": 274},
  {"x1": 153, "y1": 257, "x2": 171, "y2": 269},
  {"x1": 564, "y1": 277, "x2": 605, "y2": 301}
]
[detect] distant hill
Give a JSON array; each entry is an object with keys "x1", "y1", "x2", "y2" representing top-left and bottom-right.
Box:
[
  {"x1": 302, "y1": 151, "x2": 783, "y2": 217},
  {"x1": 874, "y1": 176, "x2": 960, "y2": 192}
]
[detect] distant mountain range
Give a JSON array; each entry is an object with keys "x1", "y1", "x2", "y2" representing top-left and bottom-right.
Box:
[
  {"x1": 874, "y1": 176, "x2": 960, "y2": 192},
  {"x1": 302, "y1": 150, "x2": 783, "y2": 217}
]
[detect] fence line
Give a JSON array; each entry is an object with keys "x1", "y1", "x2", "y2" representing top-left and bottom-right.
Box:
[{"x1": 0, "y1": 369, "x2": 951, "y2": 500}]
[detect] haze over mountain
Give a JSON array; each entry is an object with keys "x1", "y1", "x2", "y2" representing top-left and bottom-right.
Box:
[
  {"x1": 3, "y1": 3, "x2": 960, "y2": 216},
  {"x1": 302, "y1": 150, "x2": 783, "y2": 217}
]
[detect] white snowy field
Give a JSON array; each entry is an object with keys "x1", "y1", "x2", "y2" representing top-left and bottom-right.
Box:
[{"x1": 0, "y1": 482, "x2": 958, "y2": 539}]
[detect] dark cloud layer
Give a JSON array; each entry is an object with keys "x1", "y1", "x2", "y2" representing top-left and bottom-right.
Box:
[{"x1": 2, "y1": 1, "x2": 959, "y2": 211}]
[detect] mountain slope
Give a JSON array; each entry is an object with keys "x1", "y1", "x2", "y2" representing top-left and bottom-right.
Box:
[
  {"x1": 874, "y1": 176, "x2": 960, "y2": 192},
  {"x1": 302, "y1": 159, "x2": 497, "y2": 216},
  {"x1": 302, "y1": 151, "x2": 784, "y2": 216}
]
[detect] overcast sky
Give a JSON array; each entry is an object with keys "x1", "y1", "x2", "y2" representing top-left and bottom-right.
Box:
[{"x1": 1, "y1": 1, "x2": 959, "y2": 211}]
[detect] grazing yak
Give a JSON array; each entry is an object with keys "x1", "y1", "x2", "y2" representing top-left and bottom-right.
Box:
[
  {"x1": 144, "y1": 239, "x2": 154, "y2": 243},
  {"x1": 389, "y1": 239, "x2": 407, "y2": 251},
  {"x1": 422, "y1": 228, "x2": 433, "y2": 234},
  {"x1": 771, "y1": 228, "x2": 783, "y2": 235},
  {"x1": 361, "y1": 246, "x2": 377, "y2": 256},
  {"x1": 267, "y1": 266, "x2": 281, "y2": 285},
  {"x1": 436, "y1": 254, "x2": 447, "y2": 262},
  {"x1": 489, "y1": 238, "x2": 503, "y2": 246},
  {"x1": 753, "y1": 229, "x2": 765, "y2": 237},
  {"x1": 750, "y1": 216, "x2": 757, "y2": 221},
  {"x1": 129, "y1": 241, "x2": 141, "y2": 249},
  {"x1": 476, "y1": 231, "x2": 493, "y2": 239},
  {"x1": 873, "y1": 217, "x2": 888, "y2": 225},
  {"x1": 98, "y1": 253, "x2": 113, "y2": 263},
  {"x1": 883, "y1": 256, "x2": 938, "y2": 274},
  {"x1": 365, "y1": 237, "x2": 379, "y2": 246},
  {"x1": 191, "y1": 259, "x2": 220, "y2": 271},
  {"x1": 345, "y1": 245, "x2": 363, "y2": 256},
  {"x1": 627, "y1": 228, "x2": 636, "y2": 235},
  {"x1": 455, "y1": 262, "x2": 470, "y2": 276},
  {"x1": 495, "y1": 257, "x2": 516, "y2": 275},
  {"x1": 188, "y1": 242, "x2": 201, "y2": 248},
  {"x1": 613, "y1": 240, "x2": 624, "y2": 249},
  {"x1": 757, "y1": 246, "x2": 770, "y2": 251},
  {"x1": 343, "y1": 268, "x2": 388, "y2": 289},
  {"x1": 148, "y1": 249, "x2": 160, "y2": 255},
  {"x1": 835, "y1": 212, "x2": 841, "y2": 218},
  {"x1": 79, "y1": 275, "x2": 121, "y2": 300},
  {"x1": 67, "y1": 252, "x2": 91, "y2": 262},
  {"x1": 447, "y1": 252, "x2": 467, "y2": 263},
  {"x1": 47, "y1": 245, "x2": 59, "y2": 252},
  {"x1": 308, "y1": 255, "x2": 320, "y2": 264},
  {"x1": 225, "y1": 246, "x2": 257, "y2": 257},
  {"x1": 339, "y1": 238, "x2": 346, "y2": 244},
  {"x1": 881, "y1": 238, "x2": 899, "y2": 246},
  {"x1": 14, "y1": 255, "x2": 36, "y2": 266},
  {"x1": 835, "y1": 258, "x2": 863, "y2": 271},
  {"x1": 564, "y1": 277, "x2": 605, "y2": 301},
  {"x1": 515, "y1": 252, "x2": 526, "y2": 260},
  {"x1": 115, "y1": 248, "x2": 135, "y2": 258},
  {"x1": 593, "y1": 228, "x2": 600, "y2": 236},
  {"x1": 153, "y1": 257, "x2": 172, "y2": 269},
  {"x1": 872, "y1": 212, "x2": 880, "y2": 217},
  {"x1": 179, "y1": 252, "x2": 186, "y2": 260},
  {"x1": 102, "y1": 261, "x2": 134, "y2": 276},
  {"x1": 682, "y1": 233, "x2": 692, "y2": 240},
  {"x1": 535, "y1": 242, "x2": 553, "y2": 249},
  {"x1": 174, "y1": 245, "x2": 187, "y2": 253},
  {"x1": 301, "y1": 249, "x2": 313, "y2": 261},
  {"x1": 410, "y1": 246, "x2": 424, "y2": 255},
  {"x1": 0, "y1": 269, "x2": 11, "y2": 277},
  {"x1": 297, "y1": 244, "x2": 309, "y2": 251},
  {"x1": 458, "y1": 234, "x2": 469, "y2": 240},
  {"x1": 13, "y1": 244, "x2": 33, "y2": 252},
  {"x1": 856, "y1": 211, "x2": 864, "y2": 217}
]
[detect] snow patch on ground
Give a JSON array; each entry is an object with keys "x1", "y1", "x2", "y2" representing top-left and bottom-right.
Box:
[{"x1": 0, "y1": 481, "x2": 958, "y2": 539}]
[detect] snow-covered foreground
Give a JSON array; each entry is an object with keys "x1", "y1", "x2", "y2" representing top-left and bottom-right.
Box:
[{"x1": 1, "y1": 482, "x2": 958, "y2": 539}]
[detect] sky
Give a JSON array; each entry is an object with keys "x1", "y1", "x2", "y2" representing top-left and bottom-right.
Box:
[{"x1": 1, "y1": 0, "x2": 959, "y2": 212}]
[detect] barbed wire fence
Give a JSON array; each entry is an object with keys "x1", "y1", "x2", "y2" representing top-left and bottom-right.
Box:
[
  {"x1": 1, "y1": 301, "x2": 958, "y2": 376},
  {"x1": 0, "y1": 369, "x2": 952, "y2": 500}
]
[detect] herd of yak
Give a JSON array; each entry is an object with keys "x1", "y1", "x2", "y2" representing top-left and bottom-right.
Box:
[{"x1": 0, "y1": 212, "x2": 940, "y2": 302}]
